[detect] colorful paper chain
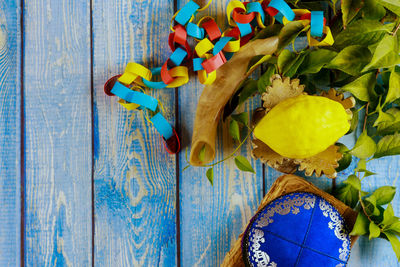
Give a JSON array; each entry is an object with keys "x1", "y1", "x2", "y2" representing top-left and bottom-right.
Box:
[{"x1": 106, "y1": 0, "x2": 334, "y2": 153}]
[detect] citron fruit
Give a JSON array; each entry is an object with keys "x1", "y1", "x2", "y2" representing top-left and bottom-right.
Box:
[{"x1": 254, "y1": 95, "x2": 350, "y2": 159}]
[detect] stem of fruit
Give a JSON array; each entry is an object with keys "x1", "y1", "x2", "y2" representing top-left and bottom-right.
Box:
[
  {"x1": 392, "y1": 20, "x2": 400, "y2": 36},
  {"x1": 200, "y1": 127, "x2": 254, "y2": 168},
  {"x1": 356, "y1": 102, "x2": 374, "y2": 222},
  {"x1": 363, "y1": 103, "x2": 369, "y2": 132},
  {"x1": 359, "y1": 191, "x2": 374, "y2": 223}
]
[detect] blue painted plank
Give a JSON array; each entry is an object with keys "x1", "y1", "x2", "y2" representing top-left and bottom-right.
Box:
[
  {"x1": 0, "y1": 1, "x2": 21, "y2": 266},
  {"x1": 178, "y1": 1, "x2": 264, "y2": 266},
  {"x1": 23, "y1": 1, "x2": 92, "y2": 265},
  {"x1": 92, "y1": 0, "x2": 177, "y2": 266}
]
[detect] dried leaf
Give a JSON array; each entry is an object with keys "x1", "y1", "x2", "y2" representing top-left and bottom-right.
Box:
[
  {"x1": 262, "y1": 75, "x2": 305, "y2": 110},
  {"x1": 295, "y1": 145, "x2": 343, "y2": 178},
  {"x1": 321, "y1": 88, "x2": 356, "y2": 110},
  {"x1": 251, "y1": 139, "x2": 297, "y2": 173}
]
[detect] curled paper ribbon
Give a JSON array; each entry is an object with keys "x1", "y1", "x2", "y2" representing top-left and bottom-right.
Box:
[
  {"x1": 150, "y1": 112, "x2": 173, "y2": 140},
  {"x1": 106, "y1": 0, "x2": 335, "y2": 154},
  {"x1": 311, "y1": 11, "x2": 324, "y2": 37}
]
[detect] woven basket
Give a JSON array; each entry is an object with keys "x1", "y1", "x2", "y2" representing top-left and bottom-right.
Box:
[{"x1": 221, "y1": 174, "x2": 358, "y2": 267}]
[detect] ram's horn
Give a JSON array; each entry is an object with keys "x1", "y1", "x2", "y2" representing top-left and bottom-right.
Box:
[{"x1": 190, "y1": 36, "x2": 279, "y2": 166}]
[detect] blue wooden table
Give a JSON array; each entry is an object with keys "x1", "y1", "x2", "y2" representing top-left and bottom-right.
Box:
[{"x1": 1, "y1": 0, "x2": 399, "y2": 266}]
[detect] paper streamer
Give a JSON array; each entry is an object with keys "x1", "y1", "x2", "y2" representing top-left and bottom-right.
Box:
[
  {"x1": 268, "y1": 0, "x2": 295, "y2": 21},
  {"x1": 111, "y1": 82, "x2": 158, "y2": 111},
  {"x1": 142, "y1": 67, "x2": 168, "y2": 89},
  {"x1": 175, "y1": 0, "x2": 199, "y2": 25},
  {"x1": 311, "y1": 11, "x2": 324, "y2": 37},
  {"x1": 150, "y1": 113, "x2": 174, "y2": 139},
  {"x1": 105, "y1": 0, "x2": 336, "y2": 153}
]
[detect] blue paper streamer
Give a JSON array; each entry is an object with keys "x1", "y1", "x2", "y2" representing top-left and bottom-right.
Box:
[
  {"x1": 150, "y1": 113, "x2": 173, "y2": 139},
  {"x1": 213, "y1": 37, "x2": 232, "y2": 55},
  {"x1": 246, "y1": 2, "x2": 265, "y2": 23},
  {"x1": 142, "y1": 67, "x2": 168, "y2": 89},
  {"x1": 170, "y1": 47, "x2": 187, "y2": 66},
  {"x1": 187, "y1": 22, "x2": 205, "y2": 39},
  {"x1": 274, "y1": 12, "x2": 284, "y2": 24},
  {"x1": 268, "y1": 0, "x2": 295, "y2": 21},
  {"x1": 111, "y1": 82, "x2": 158, "y2": 111},
  {"x1": 311, "y1": 11, "x2": 324, "y2": 37},
  {"x1": 236, "y1": 22, "x2": 252, "y2": 37},
  {"x1": 193, "y1": 58, "x2": 205, "y2": 71},
  {"x1": 175, "y1": 0, "x2": 199, "y2": 25}
]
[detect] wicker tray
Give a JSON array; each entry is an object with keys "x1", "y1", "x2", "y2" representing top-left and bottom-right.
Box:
[{"x1": 221, "y1": 174, "x2": 359, "y2": 267}]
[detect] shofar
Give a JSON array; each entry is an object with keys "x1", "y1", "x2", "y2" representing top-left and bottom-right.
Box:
[{"x1": 190, "y1": 36, "x2": 279, "y2": 166}]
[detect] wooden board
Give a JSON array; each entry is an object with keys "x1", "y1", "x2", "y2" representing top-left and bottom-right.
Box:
[
  {"x1": 92, "y1": 0, "x2": 177, "y2": 266},
  {"x1": 177, "y1": 1, "x2": 264, "y2": 266},
  {"x1": 0, "y1": 1, "x2": 21, "y2": 266},
  {"x1": 23, "y1": 1, "x2": 92, "y2": 265},
  {"x1": 1, "y1": 0, "x2": 400, "y2": 266}
]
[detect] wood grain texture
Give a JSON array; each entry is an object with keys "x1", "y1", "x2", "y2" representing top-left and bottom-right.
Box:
[
  {"x1": 92, "y1": 0, "x2": 177, "y2": 266},
  {"x1": 0, "y1": 1, "x2": 21, "y2": 266},
  {"x1": 23, "y1": 1, "x2": 92, "y2": 265},
  {"x1": 178, "y1": 1, "x2": 264, "y2": 266}
]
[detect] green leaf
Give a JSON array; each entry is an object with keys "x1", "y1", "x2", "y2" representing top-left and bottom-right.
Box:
[
  {"x1": 298, "y1": 49, "x2": 337, "y2": 75},
  {"x1": 283, "y1": 51, "x2": 309, "y2": 78},
  {"x1": 388, "y1": 221, "x2": 400, "y2": 235},
  {"x1": 254, "y1": 24, "x2": 283, "y2": 40},
  {"x1": 336, "y1": 183, "x2": 359, "y2": 208},
  {"x1": 375, "y1": 133, "x2": 400, "y2": 158},
  {"x1": 365, "y1": 195, "x2": 381, "y2": 217},
  {"x1": 344, "y1": 174, "x2": 362, "y2": 190},
  {"x1": 334, "y1": 19, "x2": 391, "y2": 49},
  {"x1": 206, "y1": 168, "x2": 214, "y2": 186},
  {"x1": 278, "y1": 21, "x2": 309, "y2": 50},
  {"x1": 238, "y1": 79, "x2": 258, "y2": 106},
  {"x1": 336, "y1": 144, "x2": 353, "y2": 172},
  {"x1": 362, "y1": 0, "x2": 386, "y2": 20},
  {"x1": 363, "y1": 35, "x2": 400, "y2": 71},
  {"x1": 342, "y1": 0, "x2": 364, "y2": 27},
  {"x1": 247, "y1": 55, "x2": 273, "y2": 74},
  {"x1": 350, "y1": 212, "x2": 370, "y2": 235},
  {"x1": 377, "y1": 108, "x2": 400, "y2": 135},
  {"x1": 356, "y1": 158, "x2": 367, "y2": 171},
  {"x1": 326, "y1": 45, "x2": 372, "y2": 76},
  {"x1": 257, "y1": 65, "x2": 275, "y2": 93},
  {"x1": 234, "y1": 156, "x2": 255, "y2": 173},
  {"x1": 277, "y1": 50, "x2": 295, "y2": 74},
  {"x1": 348, "y1": 108, "x2": 359, "y2": 134},
  {"x1": 349, "y1": 131, "x2": 377, "y2": 158},
  {"x1": 374, "y1": 108, "x2": 395, "y2": 127},
  {"x1": 383, "y1": 231, "x2": 400, "y2": 261},
  {"x1": 369, "y1": 221, "x2": 381, "y2": 239},
  {"x1": 229, "y1": 120, "x2": 240, "y2": 141},
  {"x1": 372, "y1": 186, "x2": 396, "y2": 205},
  {"x1": 385, "y1": 70, "x2": 400, "y2": 105},
  {"x1": 382, "y1": 204, "x2": 398, "y2": 225},
  {"x1": 341, "y1": 72, "x2": 376, "y2": 102},
  {"x1": 231, "y1": 112, "x2": 249, "y2": 126},
  {"x1": 376, "y1": 0, "x2": 400, "y2": 16},
  {"x1": 199, "y1": 145, "x2": 206, "y2": 163}
]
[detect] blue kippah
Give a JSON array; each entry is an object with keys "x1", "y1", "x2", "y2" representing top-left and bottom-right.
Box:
[{"x1": 242, "y1": 192, "x2": 351, "y2": 267}]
